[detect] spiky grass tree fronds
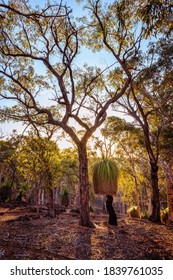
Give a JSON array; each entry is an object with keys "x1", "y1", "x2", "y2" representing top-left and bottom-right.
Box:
[{"x1": 92, "y1": 159, "x2": 119, "y2": 195}]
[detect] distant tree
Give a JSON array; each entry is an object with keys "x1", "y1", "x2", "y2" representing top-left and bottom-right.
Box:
[
  {"x1": 16, "y1": 133, "x2": 61, "y2": 216},
  {"x1": 58, "y1": 148, "x2": 79, "y2": 207},
  {"x1": 0, "y1": 133, "x2": 22, "y2": 200},
  {"x1": 159, "y1": 125, "x2": 173, "y2": 222}
]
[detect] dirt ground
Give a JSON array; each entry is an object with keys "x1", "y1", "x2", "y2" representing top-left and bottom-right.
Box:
[{"x1": 0, "y1": 203, "x2": 173, "y2": 260}]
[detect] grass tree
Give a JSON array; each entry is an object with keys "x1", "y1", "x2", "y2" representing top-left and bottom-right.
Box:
[{"x1": 92, "y1": 159, "x2": 119, "y2": 225}]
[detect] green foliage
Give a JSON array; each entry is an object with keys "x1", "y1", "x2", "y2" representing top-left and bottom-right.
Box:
[
  {"x1": 82, "y1": 0, "x2": 139, "y2": 52},
  {"x1": 92, "y1": 159, "x2": 119, "y2": 195},
  {"x1": 0, "y1": 181, "x2": 11, "y2": 190},
  {"x1": 141, "y1": 211, "x2": 149, "y2": 220},
  {"x1": 102, "y1": 116, "x2": 138, "y2": 135},
  {"x1": 118, "y1": 168, "x2": 137, "y2": 204},
  {"x1": 0, "y1": 135, "x2": 24, "y2": 199},
  {"x1": 17, "y1": 134, "x2": 61, "y2": 191},
  {"x1": 159, "y1": 126, "x2": 173, "y2": 157},
  {"x1": 102, "y1": 116, "x2": 143, "y2": 148},
  {"x1": 0, "y1": 138, "x2": 20, "y2": 161},
  {"x1": 61, "y1": 187, "x2": 73, "y2": 207},
  {"x1": 17, "y1": 182, "x2": 30, "y2": 201},
  {"x1": 58, "y1": 148, "x2": 79, "y2": 186},
  {"x1": 0, "y1": 131, "x2": 80, "y2": 203},
  {"x1": 137, "y1": 0, "x2": 173, "y2": 37}
]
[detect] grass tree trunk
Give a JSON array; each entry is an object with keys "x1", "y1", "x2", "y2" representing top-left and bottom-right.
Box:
[
  {"x1": 149, "y1": 162, "x2": 161, "y2": 222},
  {"x1": 78, "y1": 143, "x2": 94, "y2": 227},
  {"x1": 106, "y1": 195, "x2": 117, "y2": 225}
]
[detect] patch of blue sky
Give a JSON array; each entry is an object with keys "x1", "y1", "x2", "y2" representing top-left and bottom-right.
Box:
[{"x1": 0, "y1": 121, "x2": 25, "y2": 138}]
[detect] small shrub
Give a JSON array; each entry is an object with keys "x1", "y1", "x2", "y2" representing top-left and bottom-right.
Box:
[
  {"x1": 127, "y1": 206, "x2": 138, "y2": 218},
  {"x1": 61, "y1": 188, "x2": 72, "y2": 207},
  {"x1": 160, "y1": 208, "x2": 169, "y2": 224},
  {"x1": 141, "y1": 211, "x2": 149, "y2": 219}
]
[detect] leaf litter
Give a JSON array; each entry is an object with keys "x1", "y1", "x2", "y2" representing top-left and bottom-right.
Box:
[{"x1": 0, "y1": 203, "x2": 173, "y2": 260}]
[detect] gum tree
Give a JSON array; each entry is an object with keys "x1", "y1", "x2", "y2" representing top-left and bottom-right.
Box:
[
  {"x1": 114, "y1": 38, "x2": 173, "y2": 222},
  {"x1": 0, "y1": 0, "x2": 144, "y2": 226},
  {"x1": 102, "y1": 117, "x2": 143, "y2": 218},
  {"x1": 159, "y1": 121, "x2": 173, "y2": 222}
]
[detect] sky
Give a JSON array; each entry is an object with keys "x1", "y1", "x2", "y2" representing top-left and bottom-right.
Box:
[{"x1": 0, "y1": 0, "x2": 141, "y2": 148}]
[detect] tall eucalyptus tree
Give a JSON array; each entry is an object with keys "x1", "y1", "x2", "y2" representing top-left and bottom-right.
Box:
[
  {"x1": 0, "y1": 0, "x2": 146, "y2": 226},
  {"x1": 114, "y1": 38, "x2": 173, "y2": 222}
]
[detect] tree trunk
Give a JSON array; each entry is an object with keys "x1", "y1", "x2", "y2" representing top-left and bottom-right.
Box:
[
  {"x1": 147, "y1": 189, "x2": 152, "y2": 217},
  {"x1": 164, "y1": 163, "x2": 173, "y2": 223},
  {"x1": 149, "y1": 162, "x2": 161, "y2": 222},
  {"x1": 106, "y1": 195, "x2": 118, "y2": 225},
  {"x1": 78, "y1": 143, "x2": 94, "y2": 227},
  {"x1": 10, "y1": 167, "x2": 16, "y2": 201},
  {"x1": 36, "y1": 187, "x2": 41, "y2": 216},
  {"x1": 49, "y1": 188, "x2": 55, "y2": 218},
  {"x1": 133, "y1": 174, "x2": 141, "y2": 218}
]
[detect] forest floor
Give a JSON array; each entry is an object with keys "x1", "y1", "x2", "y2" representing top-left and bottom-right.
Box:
[{"x1": 0, "y1": 202, "x2": 173, "y2": 260}]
